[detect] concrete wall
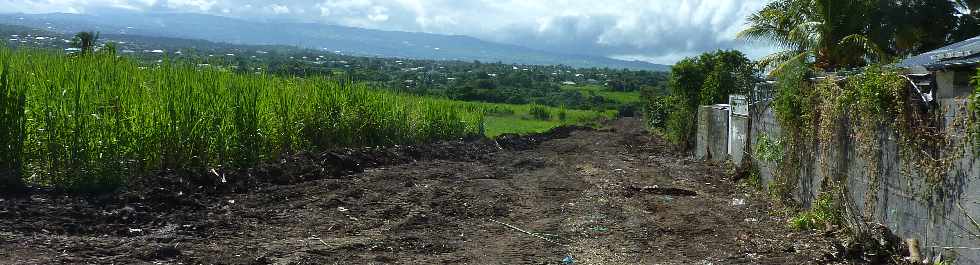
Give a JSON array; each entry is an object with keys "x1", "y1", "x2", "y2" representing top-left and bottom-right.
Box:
[
  {"x1": 745, "y1": 99, "x2": 980, "y2": 263},
  {"x1": 935, "y1": 70, "x2": 975, "y2": 99},
  {"x1": 696, "y1": 105, "x2": 730, "y2": 162},
  {"x1": 729, "y1": 115, "x2": 749, "y2": 165}
]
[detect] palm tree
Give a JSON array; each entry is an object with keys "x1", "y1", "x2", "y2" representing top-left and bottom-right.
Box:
[
  {"x1": 71, "y1": 31, "x2": 100, "y2": 54},
  {"x1": 738, "y1": 0, "x2": 886, "y2": 73}
]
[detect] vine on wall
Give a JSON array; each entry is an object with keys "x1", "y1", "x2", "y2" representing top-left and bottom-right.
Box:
[
  {"x1": 840, "y1": 68, "x2": 907, "y2": 220},
  {"x1": 769, "y1": 60, "x2": 815, "y2": 207},
  {"x1": 971, "y1": 69, "x2": 980, "y2": 146},
  {"x1": 767, "y1": 64, "x2": 976, "y2": 229}
]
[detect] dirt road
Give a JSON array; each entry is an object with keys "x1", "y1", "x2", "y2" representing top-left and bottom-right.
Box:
[{"x1": 1, "y1": 118, "x2": 842, "y2": 264}]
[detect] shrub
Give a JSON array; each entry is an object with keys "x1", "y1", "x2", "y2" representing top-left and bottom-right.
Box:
[
  {"x1": 644, "y1": 95, "x2": 671, "y2": 129},
  {"x1": 616, "y1": 103, "x2": 638, "y2": 118},
  {"x1": 529, "y1": 105, "x2": 551, "y2": 121},
  {"x1": 789, "y1": 194, "x2": 840, "y2": 230},
  {"x1": 657, "y1": 50, "x2": 755, "y2": 150},
  {"x1": 557, "y1": 106, "x2": 568, "y2": 122}
]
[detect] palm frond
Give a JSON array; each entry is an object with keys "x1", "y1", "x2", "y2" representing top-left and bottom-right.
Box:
[
  {"x1": 758, "y1": 50, "x2": 814, "y2": 77},
  {"x1": 787, "y1": 21, "x2": 824, "y2": 52},
  {"x1": 839, "y1": 34, "x2": 888, "y2": 63}
]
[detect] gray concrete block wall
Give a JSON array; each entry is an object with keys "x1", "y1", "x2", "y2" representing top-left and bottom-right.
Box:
[
  {"x1": 741, "y1": 99, "x2": 980, "y2": 263},
  {"x1": 696, "y1": 105, "x2": 730, "y2": 162},
  {"x1": 729, "y1": 115, "x2": 749, "y2": 165},
  {"x1": 749, "y1": 100, "x2": 781, "y2": 190}
]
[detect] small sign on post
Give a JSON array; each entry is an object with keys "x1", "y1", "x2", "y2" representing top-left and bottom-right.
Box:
[{"x1": 729, "y1": 95, "x2": 748, "y2": 116}]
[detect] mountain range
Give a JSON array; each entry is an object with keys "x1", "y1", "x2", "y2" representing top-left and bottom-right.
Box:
[{"x1": 0, "y1": 11, "x2": 669, "y2": 71}]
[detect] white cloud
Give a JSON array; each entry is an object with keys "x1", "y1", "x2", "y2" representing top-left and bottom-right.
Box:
[
  {"x1": 0, "y1": 0, "x2": 775, "y2": 64},
  {"x1": 366, "y1": 5, "x2": 387, "y2": 21},
  {"x1": 165, "y1": 0, "x2": 216, "y2": 11},
  {"x1": 269, "y1": 4, "x2": 290, "y2": 14}
]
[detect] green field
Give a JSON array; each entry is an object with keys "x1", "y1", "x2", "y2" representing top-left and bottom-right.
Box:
[
  {"x1": 562, "y1": 84, "x2": 642, "y2": 104},
  {"x1": 0, "y1": 47, "x2": 488, "y2": 190},
  {"x1": 479, "y1": 105, "x2": 614, "y2": 137},
  {"x1": 446, "y1": 100, "x2": 614, "y2": 136},
  {"x1": 0, "y1": 46, "x2": 611, "y2": 190}
]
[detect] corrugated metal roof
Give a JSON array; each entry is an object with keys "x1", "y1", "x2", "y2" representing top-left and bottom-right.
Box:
[
  {"x1": 926, "y1": 52, "x2": 980, "y2": 70},
  {"x1": 899, "y1": 35, "x2": 980, "y2": 71}
]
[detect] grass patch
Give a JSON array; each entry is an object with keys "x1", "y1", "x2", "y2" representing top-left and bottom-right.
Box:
[
  {"x1": 481, "y1": 104, "x2": 612, "y2": 137},
  {"x1": 562, "y1": 84, "x2": 641, "y2": 103},
  {"x1": 484, "y1": 116, "x2": 562, "y2": 137},
  {"x1": 789, "y1": 195, "x2": 840, "y2": 231}
]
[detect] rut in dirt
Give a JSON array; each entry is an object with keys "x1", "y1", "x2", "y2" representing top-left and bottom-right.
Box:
[{"x1": 1, "y1": 118, "x2": 843, "y2": 265}]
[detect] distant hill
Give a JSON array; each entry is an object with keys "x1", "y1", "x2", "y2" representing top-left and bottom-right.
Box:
[{"x1": 0, "y1": 12, "x2": 669, "y2": 71}]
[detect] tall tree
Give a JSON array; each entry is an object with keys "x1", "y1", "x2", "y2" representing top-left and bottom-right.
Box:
[
  {"x1": 739, "y1": 0, "x2": 977, "y2": 72},
  {"x1": 71, "y1": 31, "x2": 100, "y2": 54},
  {"x1": 661, "y1": 50, "x2": 755, "y2": 150},
  {"x1": 738, "y1": 0, "x2": 884, "y2": 72}
]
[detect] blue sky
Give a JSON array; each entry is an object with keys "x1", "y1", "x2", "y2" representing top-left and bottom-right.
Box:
[{"x1": 0, "y1": 0, "x2": 776, "y2": 64}]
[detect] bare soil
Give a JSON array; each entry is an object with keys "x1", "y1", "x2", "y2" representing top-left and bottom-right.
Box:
[{"x1": 1, "y1": 118, "x2": 847, "y2": 264}]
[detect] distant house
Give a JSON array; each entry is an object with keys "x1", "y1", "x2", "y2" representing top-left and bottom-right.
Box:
[{"x1": 900, "y1": 35, "x2": 980, "y2": 99}]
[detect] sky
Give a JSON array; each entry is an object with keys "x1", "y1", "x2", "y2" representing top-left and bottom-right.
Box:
[{"x1": 0, "y1": 0, "x2": 776, "y2": 64}]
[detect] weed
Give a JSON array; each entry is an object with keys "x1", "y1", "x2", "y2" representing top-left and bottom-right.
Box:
[{"x1": 789, "y1": 194, "x2": 840, "y2": 231}]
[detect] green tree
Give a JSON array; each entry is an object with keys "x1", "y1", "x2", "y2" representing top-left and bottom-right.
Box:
[
  {"x1": 659, "y1": 50, "x2": 755, "y2": 149},
  {"x1": 71, "y1": 31, "x2": 100, "y2": 54},
  {"x1": 740, "y1": 0, "x2": 978, "y2": 73},
  {"x1": 738, "y1": 0, "x2": 887, "y2": 72}
]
